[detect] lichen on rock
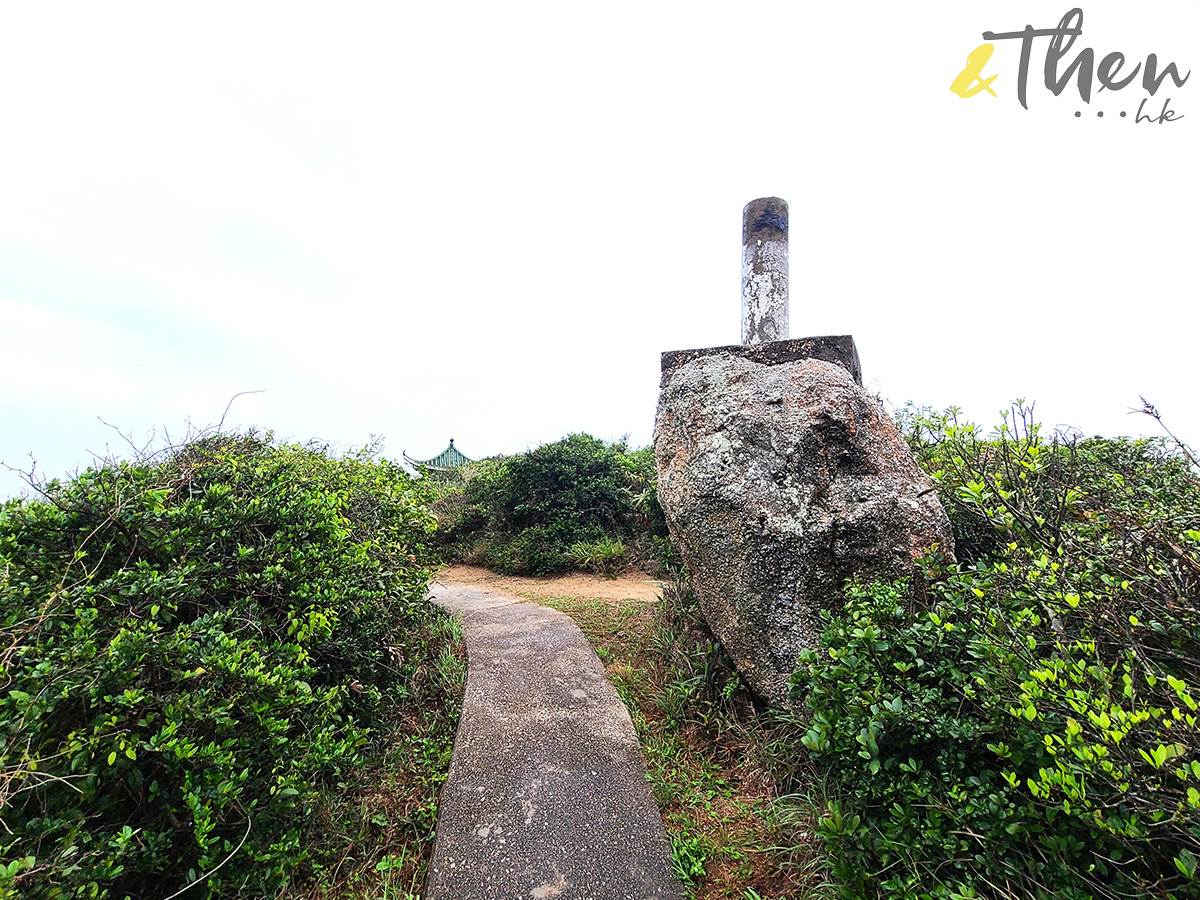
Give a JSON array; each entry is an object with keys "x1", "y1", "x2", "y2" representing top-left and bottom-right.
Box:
[{"x1": 654, "y1": 350, "x2": 954, "y2": 707}]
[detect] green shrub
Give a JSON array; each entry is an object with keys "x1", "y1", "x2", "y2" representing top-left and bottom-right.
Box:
[
  {"x1": 0, "y1": 433, "x2": 444, "y2": 898},
  {"x1": 793, "y1": 406, "x2": 1200, "y2": 899},
  {"x1": 425, "y1": 458, "x2": 499, "y2": 556},
  {"x1": 489, "y1": 433, "x2": 628, "y2": 534},
  {"x1": 481, "y1": 523, "x2": 592, "y2": 576},
  {"x1": 433, "y1": 434, "x2": 671, "y2": 575}
]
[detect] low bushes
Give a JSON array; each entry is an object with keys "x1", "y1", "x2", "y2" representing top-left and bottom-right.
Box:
[
  {"x1": 0, "y1": 433, "x2": 451, "y2": 898},
  {"x1": 432, "y1": 434, "x2": 670, "y2": 575},
  {"x1": 793, "y1": 407, "x2": 1200, "y2": 899}
]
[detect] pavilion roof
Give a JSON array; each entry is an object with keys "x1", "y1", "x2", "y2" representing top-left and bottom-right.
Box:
[{"x1": 403, "y1": 439, "x2": 473, "y2": 471}]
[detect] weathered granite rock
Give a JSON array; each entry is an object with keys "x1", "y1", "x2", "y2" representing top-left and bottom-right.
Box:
[{"x1": 654, "y1": 350, "x2": 954, "y2": 707}]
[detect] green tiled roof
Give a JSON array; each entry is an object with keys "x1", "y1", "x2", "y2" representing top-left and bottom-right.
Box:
[{"x1": 403, "y1": 439, "x2": 473, "y2": 471}]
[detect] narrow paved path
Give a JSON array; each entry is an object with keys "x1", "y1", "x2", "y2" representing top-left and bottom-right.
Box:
[{"x1": 424, "y1": 583, "x2": 684, "y2": 900}]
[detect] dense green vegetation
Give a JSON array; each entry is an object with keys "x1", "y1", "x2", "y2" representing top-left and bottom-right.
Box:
[
  {"x1": 431, "y1": 433, "x2": 672, "y2": 575},
  {"x1": 792, "y1": 407, "x2": 1200, "y2": 899},
  {"x1": 430, "y1": 414, "x2": 1200, "y2": 897},
  {"x1": 0, "y1": 434, "x2": 462, "y2": 899},
  {"x1": 5, "y1": 406, "x2": 1197, "y2": 899}
]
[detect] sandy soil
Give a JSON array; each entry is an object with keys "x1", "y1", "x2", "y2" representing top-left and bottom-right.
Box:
[{"x1": 434, "y1": 564, "x2": 667, "y2": 605}]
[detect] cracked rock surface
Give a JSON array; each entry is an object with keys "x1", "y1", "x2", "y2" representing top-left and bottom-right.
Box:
[
  {"x1": 654, "y1": 352, "x2": 954, "y2": 707},
  {"x1": 424, "y1": 584, "x2": 682, "y2": 900}
]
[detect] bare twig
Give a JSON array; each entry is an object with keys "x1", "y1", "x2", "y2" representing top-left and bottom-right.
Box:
[
  {"x1": 218, "y1": 390, "x2": 267, "y2": 433},
  {"x1": 1133, "y1": 398, "x2": 1200, "y2": 471},
  {"x1": 96, "y1": 416, "x2": 155, "y2": 460}
]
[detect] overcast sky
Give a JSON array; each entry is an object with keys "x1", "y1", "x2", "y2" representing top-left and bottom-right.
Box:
[{"x1": 1, "y1": 1, "x2": 1196, "y2": 498}]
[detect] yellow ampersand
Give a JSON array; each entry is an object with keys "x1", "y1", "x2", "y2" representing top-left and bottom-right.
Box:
[{"x1": 951, "y1": 43, "x2": 998, "y2": 98}]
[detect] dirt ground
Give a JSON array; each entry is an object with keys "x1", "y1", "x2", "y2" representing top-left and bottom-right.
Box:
[{"x1": 433, "y1": 564, "x2": 667, "y2": 605}]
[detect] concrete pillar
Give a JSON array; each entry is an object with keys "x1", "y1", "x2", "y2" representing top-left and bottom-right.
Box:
[{"x1": 741, "y1": 197, "x2": 788, "y2": 345}]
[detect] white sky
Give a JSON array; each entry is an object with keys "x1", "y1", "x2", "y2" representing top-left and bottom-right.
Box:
[{"x1": 1, "y1": 2, "x2": 1196, "y2": 498}]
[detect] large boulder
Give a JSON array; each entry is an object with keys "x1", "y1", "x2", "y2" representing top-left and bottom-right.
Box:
[{"x1": 654, "y1": 345, "x2": 954, "y2": 707}]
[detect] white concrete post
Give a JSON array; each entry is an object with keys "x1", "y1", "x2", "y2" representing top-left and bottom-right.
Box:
[{"x1": 741, "y1": 197, "x2": 789, "y2": 345}]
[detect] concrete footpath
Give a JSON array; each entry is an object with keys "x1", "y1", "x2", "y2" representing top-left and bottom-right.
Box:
[{"x1": 424, "y1": 583, "x2": 684, "y2": 900}]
